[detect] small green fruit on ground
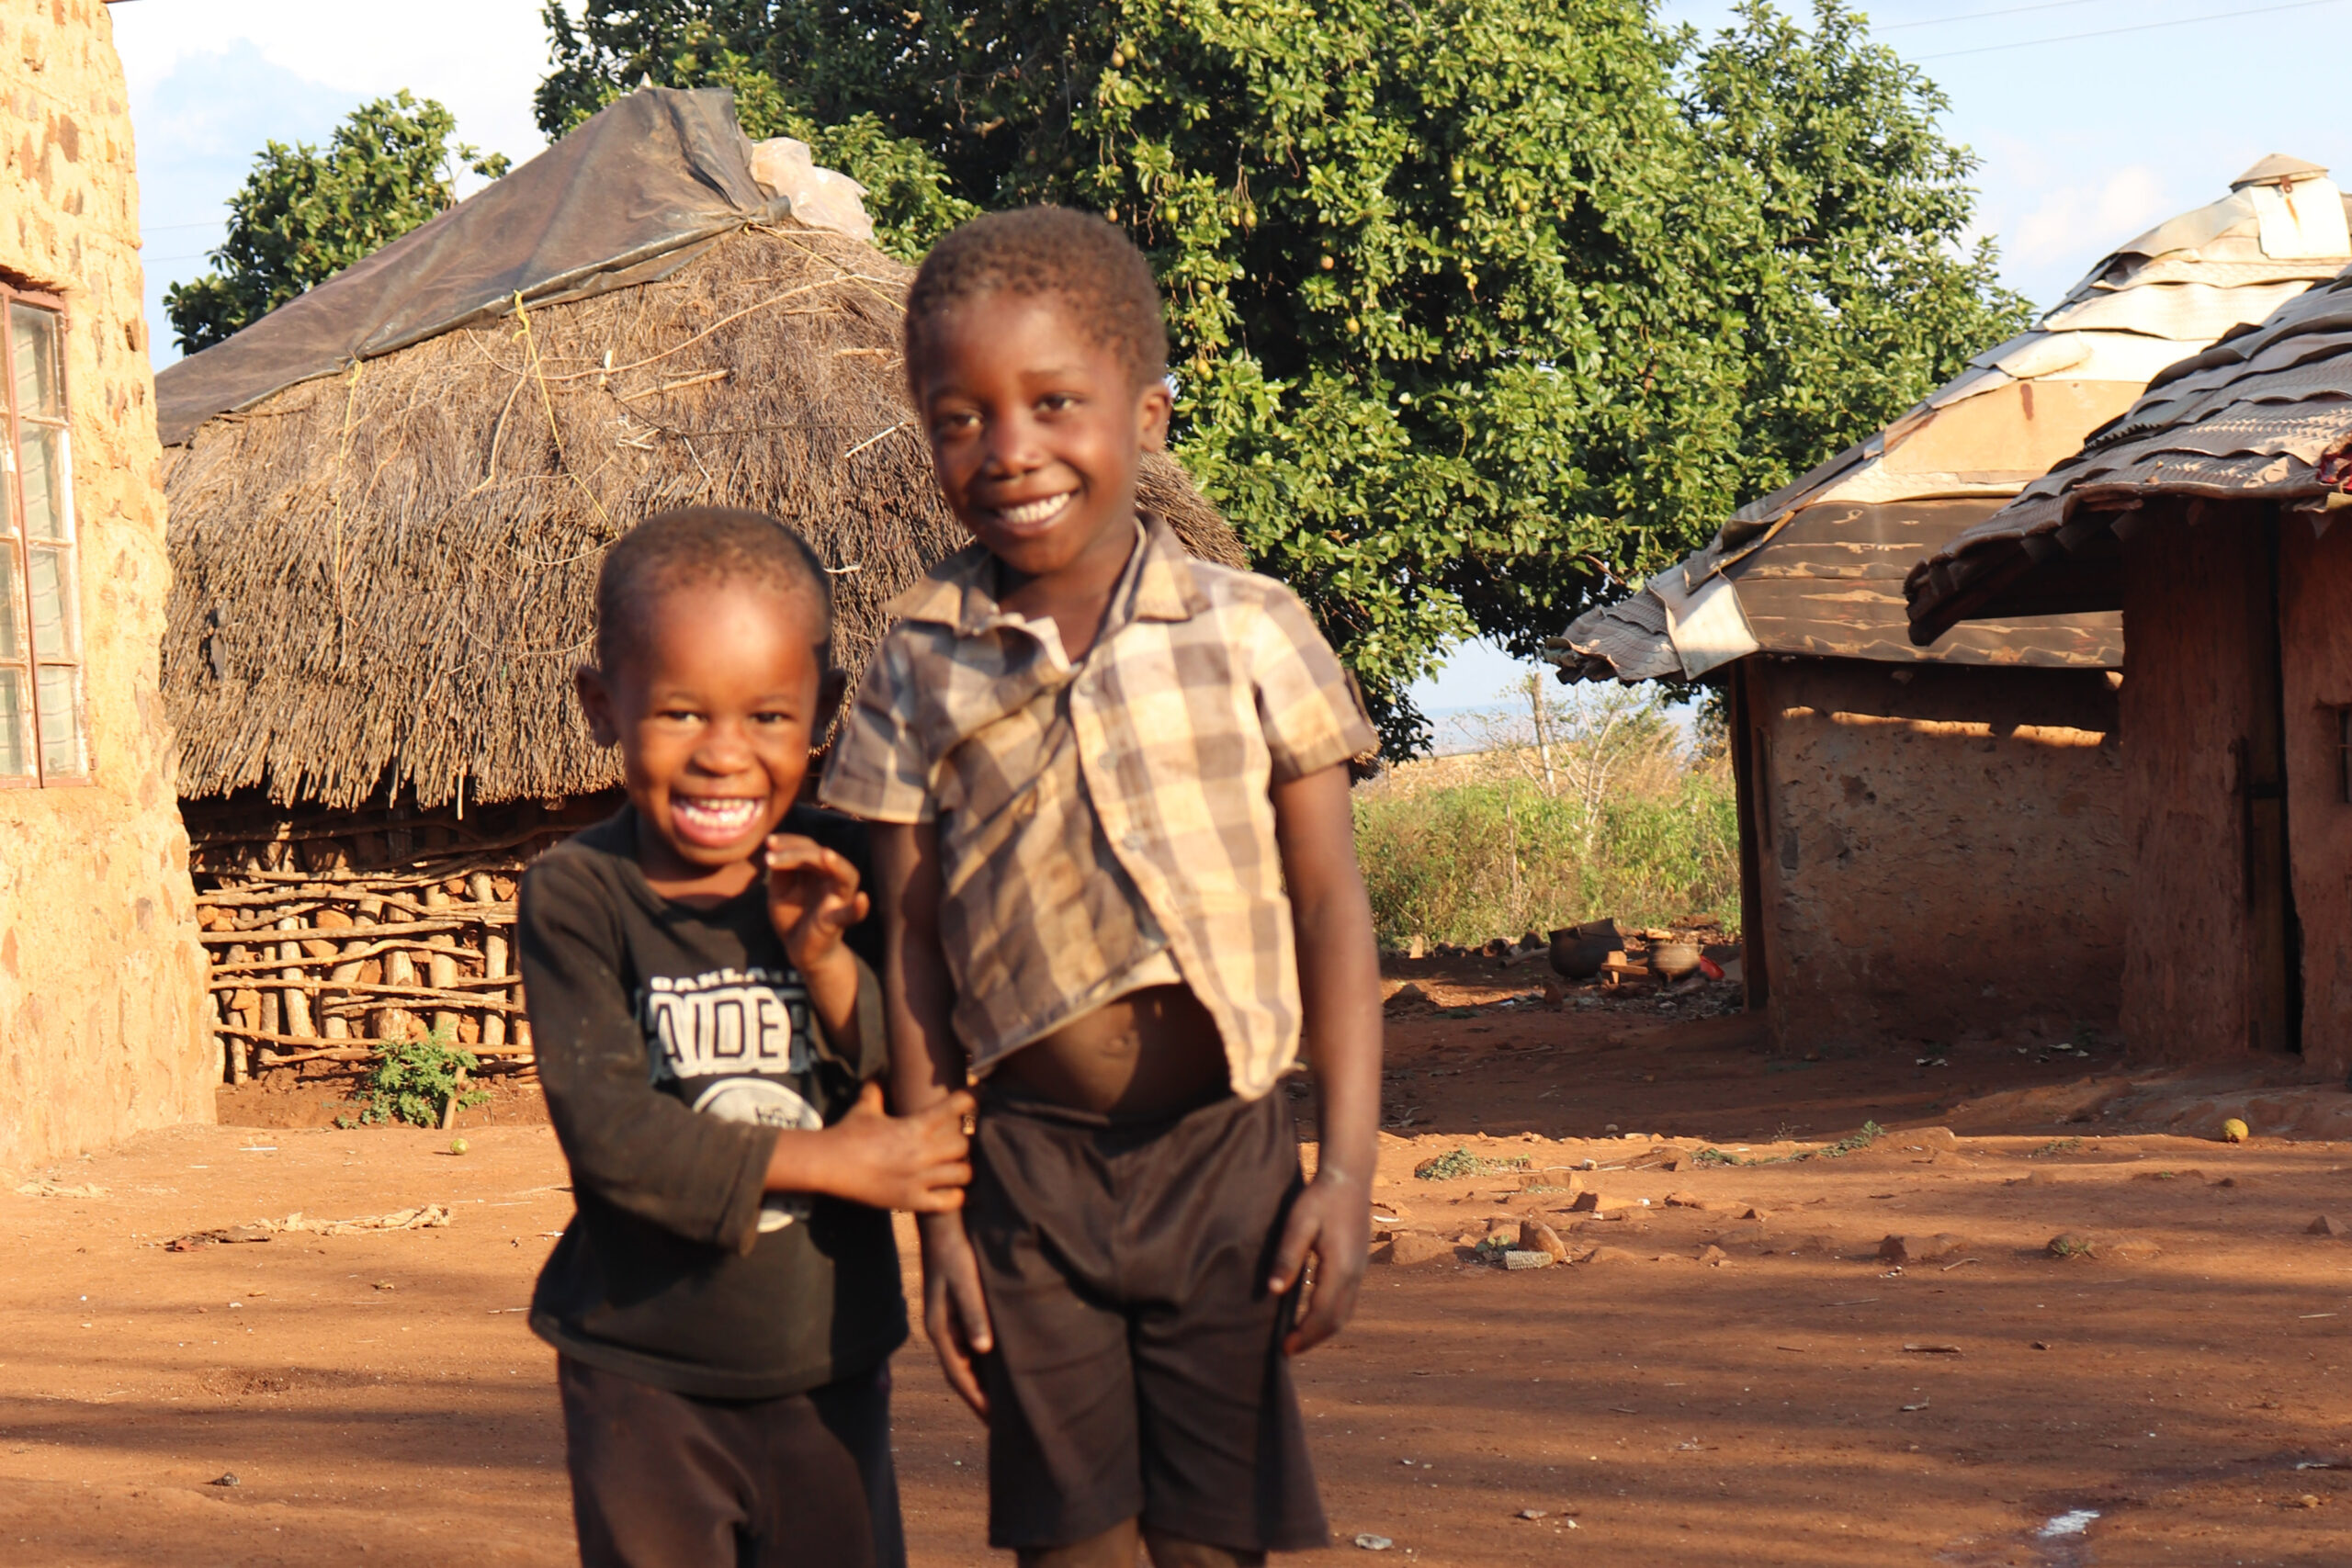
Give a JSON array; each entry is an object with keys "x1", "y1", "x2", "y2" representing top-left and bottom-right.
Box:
[
  {"x1": 449, "y1": 1137, "x2": 469, "y2": 1156},
  {"x1": 2221, "y1": 1118, "x2": 2249, "y2": 1145}
]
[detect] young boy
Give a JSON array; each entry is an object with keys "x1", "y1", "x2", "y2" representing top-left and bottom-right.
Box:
[
  {"x1": 520, "y1": 506, "x2": 976, "y2": 1568},
  {"x1": 823, "y1": 209, "x2": 1385, "y2": 1567}
]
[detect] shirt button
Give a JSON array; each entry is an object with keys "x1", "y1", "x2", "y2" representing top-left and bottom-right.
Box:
[
  {"x1": 1096, "y1": 752, "x2": 1120, "y2": 775},
  {"x1": 1121, "y1": 830, "x2": 1148, "y2": 852}
]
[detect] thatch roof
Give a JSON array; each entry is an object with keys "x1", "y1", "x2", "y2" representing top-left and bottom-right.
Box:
[
  {"x1": 160, "y1": 101, "x2": 1244, "y2": 814},
  {"x1": 1547, "y1": 159, "x2": 2352, "y2": 684}
]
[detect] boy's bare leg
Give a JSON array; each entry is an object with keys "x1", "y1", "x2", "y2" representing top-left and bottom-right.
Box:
[
  {"x1": 1143, "y1": 1526, "x2": 1266, "y2": 1568},
  {"x1": 1017, "y1": 1518, "x2": 1138, "y2": 1568}
]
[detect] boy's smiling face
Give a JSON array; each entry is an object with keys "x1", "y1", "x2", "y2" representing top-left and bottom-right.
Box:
[
  {"x1": 575, "y1": 581, "x2": 835, "y2": 895},
  {"x1": 915, "y1": 289, "x2": 1171, "y2": 585}
]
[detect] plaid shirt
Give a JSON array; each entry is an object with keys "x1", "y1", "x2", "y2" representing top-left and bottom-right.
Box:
[{"x1": 820, "y1": 516, "x2": 1374, "y2": 1100}]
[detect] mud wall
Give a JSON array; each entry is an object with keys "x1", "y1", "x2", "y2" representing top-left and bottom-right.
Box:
[
  {"x1": 2114, "y1": 504, "x2": 2273, "y2": 1064},
  {"x1": 2278, "y1": 513, "x2": 2352, "y2": 1080},
  {"x1": 1743, "y1": 657, "x2": 2127, "y2": 1054},
  {"x1": 0, "y1": 2, "x2": 211, "y2": 1169}
]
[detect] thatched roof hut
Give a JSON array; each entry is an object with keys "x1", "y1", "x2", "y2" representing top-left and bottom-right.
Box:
[
  {"x1": 162, "y1": 87, "x2": 1239, "y2": 818},
  {"x1": 159, "y1": 87, "x2": 1243, "y2": 1089}
]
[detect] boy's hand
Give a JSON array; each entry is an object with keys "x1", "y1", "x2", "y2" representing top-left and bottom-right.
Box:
[
  {"x1": 918, "y1": 1211, "x2": 994, "y2": 1420},
  {"x1": 1268, "y1": 1168, "x2": 1371, "y2": 1356},
  {"x1": 765, "y1": 834, "x2": 870, "y2": 974},
  {"x1": 769, "y1": 1082, "x2": 974, "y2": 1213}
]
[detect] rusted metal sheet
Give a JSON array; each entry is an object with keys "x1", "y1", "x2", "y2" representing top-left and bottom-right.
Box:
[
  {"x1": 1555, "y1": 160, "x2": 2348, "y2": 685},
  {"x1": 1907, "y1": 260, "x2": 2352, "y2": 644}
]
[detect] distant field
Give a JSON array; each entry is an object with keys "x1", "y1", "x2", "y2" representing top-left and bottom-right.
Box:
[{"x1": 1351, "y1": 740, "x2": 1737, "y2": 946}]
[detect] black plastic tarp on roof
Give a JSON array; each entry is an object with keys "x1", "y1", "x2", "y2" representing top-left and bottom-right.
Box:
[{"x1": 155, "y1": 87, "x2": 782, "y2": 446}]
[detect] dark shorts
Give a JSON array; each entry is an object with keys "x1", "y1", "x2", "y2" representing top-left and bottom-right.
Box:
[
  {"x1": 967, "y1": 1085, "x2": 1329, "y2": 1553},
  {"x1": 558, "y1": 1354, "x2": 903, "y2": 1568}
]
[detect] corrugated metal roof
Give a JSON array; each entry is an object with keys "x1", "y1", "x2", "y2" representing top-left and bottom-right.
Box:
[
  {"x1": 1552, "y1": 163, "x2": 2352, "y2": 683},
  {"x1": 1906, "y1": 261, "x2": 2352, "y2": 643}
]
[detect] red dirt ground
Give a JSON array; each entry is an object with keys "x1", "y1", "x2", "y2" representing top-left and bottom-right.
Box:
[{"x1": 6, "y1": 967, "x2": 2352, "y2": 1566}]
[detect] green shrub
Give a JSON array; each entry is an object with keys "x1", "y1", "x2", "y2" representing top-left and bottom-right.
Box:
[
  {"x1": 1353, "y1": 761, "x2": 1738, "y2": 945},
  {"x1": 349, "y1": 1025, "x2": 487, "y2": 1129}
]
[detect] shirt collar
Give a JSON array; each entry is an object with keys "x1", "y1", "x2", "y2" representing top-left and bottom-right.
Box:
[{"x1": 888, "y1": 511, "x2": 1208, "y2": 637}]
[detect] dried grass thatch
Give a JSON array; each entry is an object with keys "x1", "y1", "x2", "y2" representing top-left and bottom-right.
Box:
[{"x1": 163, "y1": 220, "x2": 1245, "y2": 812}]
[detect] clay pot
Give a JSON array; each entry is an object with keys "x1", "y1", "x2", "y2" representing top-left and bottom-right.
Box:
[
  {"x1": 1549, "y1": 919, "x2": 1621, "y2": 981},
  {"x1": 1648, "y1": 942, "x2": 1702, "y2": 981}
]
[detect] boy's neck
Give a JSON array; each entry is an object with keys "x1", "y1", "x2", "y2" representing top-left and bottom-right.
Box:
[{"x1": 993, "y1": 508, "x2": 1142, "y2": 663}]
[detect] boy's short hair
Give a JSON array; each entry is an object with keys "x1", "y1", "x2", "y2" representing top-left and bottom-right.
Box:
[
  {"x1": 593, "y1": 506, "x2": 832, "y2": 671},
  {"x1": 904, "y1": 207, "x2": 1169, "y2": 389}
]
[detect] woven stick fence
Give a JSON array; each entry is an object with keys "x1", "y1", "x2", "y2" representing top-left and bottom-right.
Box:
[{"x1": 188, "y1": 795, "x2": 614, "y2": 1085}]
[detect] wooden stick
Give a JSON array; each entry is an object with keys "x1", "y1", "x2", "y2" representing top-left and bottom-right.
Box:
[
  {"x1": 474, "y1": 873, "x2": 509, "y2": 1051},
  {"x1": 426, "y1": 886, "x2": 461, "y2": 1042},
  {"x1": 277, "y1": 915, "x2": 316, "y2": 1039},
  {"x1": 198, "y1": 916, "x2": 502, "y2": 947},
  {"x1": 218, "y1": 1023, "x2": 537, "y2": 1056},
  {"x1": 206, "y1": 926, "x2": 510, "y2": 964},
  {"x1": 212, "y1": 975, "x2": 520, "y2": 999}
]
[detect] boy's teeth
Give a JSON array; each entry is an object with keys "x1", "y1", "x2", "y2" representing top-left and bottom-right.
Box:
[
  {"x1": 998, "y1": 493, "x2": 1072, "y2": 526},
  {"x1": 675, "y1": 797, "x2": 758, "y2": 829}
]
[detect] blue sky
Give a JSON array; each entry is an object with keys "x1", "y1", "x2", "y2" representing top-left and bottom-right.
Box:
[{"x1": 109, "y1": 0, "x2": 2352, "y2": 716}]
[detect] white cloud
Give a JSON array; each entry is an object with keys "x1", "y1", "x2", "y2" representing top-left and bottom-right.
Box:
[
  {"x1": 114, "y1": 0, "x2": 553, "y2": 166},
  {"x1": 114, "y1": 1, "x2": 558, "y2": 365},
  {"x1": 2011, "y1": 163, "x2": 2171, "y2": 271}
]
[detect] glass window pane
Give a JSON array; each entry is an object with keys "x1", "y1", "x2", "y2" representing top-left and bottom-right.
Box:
[
  {"x1": 26, "y1": 546, "x2": 69, "y2": 660},
  {"x1": 0, "y1": 548, "x2": 19, "y2": 660},
  {"x1": 17, "y1": 422, "x2": 66, "y2": 542},
  {"x1": 0, "y1": 668, "x2": 30, "y2": 778},
  {"x1": 34, "y1": 663, "x2": 80, "y2": 777},
  {"x1": 10, "y1": 302, "x2": 62, "y2": 421}
]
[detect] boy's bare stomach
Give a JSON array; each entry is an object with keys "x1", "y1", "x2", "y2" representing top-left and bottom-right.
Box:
[{"x1": 990, "y1": 983, "x2": 1230, "y2": 1117}]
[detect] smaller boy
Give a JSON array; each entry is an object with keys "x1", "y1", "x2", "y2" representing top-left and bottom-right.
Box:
[
  {"x1": 826, "y1": 209, "x2": 1385, "y2": 1567},
  {"x1": 520, "y1": 506, "x2": 975, "y2": 1568}
]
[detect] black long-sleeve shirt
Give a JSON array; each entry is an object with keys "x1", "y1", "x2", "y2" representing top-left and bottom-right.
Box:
[{"x1": 520, "y1": 805, "x2": 905, "y2": 1398}]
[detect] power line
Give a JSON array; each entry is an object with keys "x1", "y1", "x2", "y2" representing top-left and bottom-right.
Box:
[
  {"x1": 1917, "y1": 0, "x2": 2349, "y2": 59},
  {"x1": 1882, "y1": 0, "x2": 2107, "y2": 32}
]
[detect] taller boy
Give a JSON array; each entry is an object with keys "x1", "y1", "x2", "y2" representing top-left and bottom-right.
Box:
[{"x1": 823, "y1": 209, "x2": 1385, "y2": 1566}]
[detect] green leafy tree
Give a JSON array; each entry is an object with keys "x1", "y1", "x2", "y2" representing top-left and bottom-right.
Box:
[
  {"x1": 541, "y1": 1, "x2": 2026, "y2": 751},
  {"x1": 166, "y1": 91, "x2": 511, "y2": 354}
]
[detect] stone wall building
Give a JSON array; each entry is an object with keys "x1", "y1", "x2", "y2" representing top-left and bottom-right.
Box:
[
  {"x1": 0, "y1": 0, "x2": 212, "y2": 1168},
  {"x1": 1910, "y1": 238, "x2": 2352, "y2": 1080},
  {"x1": 1552, "y1": 163, "x2": 2352, "y2": 1055}
]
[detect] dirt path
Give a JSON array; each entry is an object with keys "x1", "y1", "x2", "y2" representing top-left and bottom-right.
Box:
[{"x1": 5, "y1": 994, "x2": 2351, "y2": 1565}]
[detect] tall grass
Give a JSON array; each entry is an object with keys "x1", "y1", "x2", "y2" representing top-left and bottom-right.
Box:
[{"x1": 1352, "y1": 689, "x2": 1739, "y2": 943}]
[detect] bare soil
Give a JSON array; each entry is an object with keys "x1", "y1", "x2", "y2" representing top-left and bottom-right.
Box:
[{"x1": 6, "y1": 974, "x2": 2351, "y2": 1565}]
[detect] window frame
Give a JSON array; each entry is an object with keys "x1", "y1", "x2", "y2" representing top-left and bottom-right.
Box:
[{"x1": 0, "y1": 282, "x2": 86, "y2": 789}]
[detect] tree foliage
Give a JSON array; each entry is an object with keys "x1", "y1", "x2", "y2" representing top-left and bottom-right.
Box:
[
  {"x1": 166, "y1": 91, "x2": 510, "y2": 355},
  {"x1": 541, "y1": 1, "x2": 2027, "y2": 752}
]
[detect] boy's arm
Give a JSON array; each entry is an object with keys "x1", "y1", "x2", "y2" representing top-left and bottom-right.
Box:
[
  {"x1": 876, "y1": 819, "x2": 997, "y2": 1418},
  {"x1": 1264, "y1": 761, "x2": 1384, "y2": 1355},
  {"x1": 522, "y1": 858, "x2": 967, "y2": 1256}
]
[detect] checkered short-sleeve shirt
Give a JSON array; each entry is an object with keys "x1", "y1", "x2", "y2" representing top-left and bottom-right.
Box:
[{"x1": 820, "y1": 517, "x2": 1375, "y2": 1100}]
